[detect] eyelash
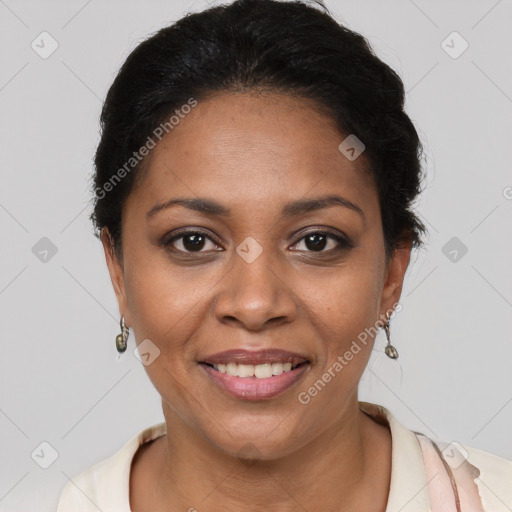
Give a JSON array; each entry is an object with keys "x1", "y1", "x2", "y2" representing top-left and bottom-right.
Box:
[{"x1": 162, "y1": 228, "x2": 354, "y2": 254}]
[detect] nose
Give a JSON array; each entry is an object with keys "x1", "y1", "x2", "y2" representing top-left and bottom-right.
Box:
[{"x1": 213, "y1": 249, "x2": 298, "y2": 332}]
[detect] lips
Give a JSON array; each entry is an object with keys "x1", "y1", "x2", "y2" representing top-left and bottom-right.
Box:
[{"x1": 199, "y1": 349, "x2": 310, "y2": 400}]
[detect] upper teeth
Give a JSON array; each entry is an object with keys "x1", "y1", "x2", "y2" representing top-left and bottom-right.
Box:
[{"x1": 213, "y1": 362, "x2": 294, "y2": 378}]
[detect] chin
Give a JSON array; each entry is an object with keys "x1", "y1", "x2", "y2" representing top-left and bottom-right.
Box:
[{"x1": 201, "y1": 411, "x2": 308, "y2": 462}]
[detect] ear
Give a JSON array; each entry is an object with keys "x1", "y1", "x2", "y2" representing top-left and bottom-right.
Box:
[
  {"x1": 378, "y1": 240, "x2": 412, "y2": 324},
  {"x1": 101, "y1": 228, "x2": 131, "y2": 326}
]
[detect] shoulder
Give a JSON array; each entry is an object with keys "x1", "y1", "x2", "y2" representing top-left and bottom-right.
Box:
[
  {"x1": 56, "y1": 422, "x2": 166, "y2": 512},
  {"x1": 427, "y1": 436, "x2": 512, "y2": 511},
  {"x1": 464, "y1": 443, "x2": 512, "y2": 510},
  {"x1": 359, "y1": 402, "x2": 512, "y2": 511}
]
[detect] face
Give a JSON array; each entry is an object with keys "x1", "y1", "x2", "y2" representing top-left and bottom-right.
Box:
[{"x1": 103, "y1": 91, "x2": 410, "y2": 460}]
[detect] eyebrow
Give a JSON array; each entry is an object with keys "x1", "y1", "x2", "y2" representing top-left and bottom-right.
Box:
[{"x1": 146, "y1": 194, "x2": 365, "y2": 224}]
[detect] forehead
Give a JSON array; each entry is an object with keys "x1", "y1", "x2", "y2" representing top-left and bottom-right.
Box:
[{"x1": 130, "y1": 91, "x2": 378, "y2": 216}]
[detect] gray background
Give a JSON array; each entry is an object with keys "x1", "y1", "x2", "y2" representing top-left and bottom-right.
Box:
[{"x1": 1, "y1": 0, "x2": 511, "y2": 510}]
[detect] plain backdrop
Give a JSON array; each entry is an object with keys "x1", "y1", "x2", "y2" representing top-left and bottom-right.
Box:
[{"x1": 1, "y1": 0, "x2": 511, "y2": 510}]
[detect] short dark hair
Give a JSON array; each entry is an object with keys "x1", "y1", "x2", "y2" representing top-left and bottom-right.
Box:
[{"x1": 91, "y1": 0, "x2": 427, "y2": 261}]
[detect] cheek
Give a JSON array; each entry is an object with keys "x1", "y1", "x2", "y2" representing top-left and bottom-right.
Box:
[
  {"x1": 299, "y1": 260, "x2": 383, "y2": 363},
  {"x1": 122, "y1": 258, "x2": 209, "y2": 421},
  {"x1": 121, "y1": 245, "x2": 221, "y2": 403},
  {"x1": 296, "y1": 277, "x2": 379, "y2": 411},
  {"x1": 123, "y1": 254, "x2": 203, "y2": 351},
  {"x1": 123, "y1": 250, "x2": 235, "y2": 379}
]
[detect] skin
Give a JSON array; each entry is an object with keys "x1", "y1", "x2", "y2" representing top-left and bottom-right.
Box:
[{"x1": 102, "y1": 91, "x2": 412, "y2": 512}]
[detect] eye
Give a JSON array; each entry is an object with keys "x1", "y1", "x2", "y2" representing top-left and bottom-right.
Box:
[
  {"x1": 164, "y1": 230, "x2": 222, "y2": 253},
  {"x1": 161, "y1": 228, "x2": 352, "y2": 255},
  {"x1": 290, "y1": 230, "x2": 353, "y2": 253}
]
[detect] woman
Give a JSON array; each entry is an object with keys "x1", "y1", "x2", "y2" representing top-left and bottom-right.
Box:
[{"x1": 56, "y1": 0, "x2": 512, "y2": 510}]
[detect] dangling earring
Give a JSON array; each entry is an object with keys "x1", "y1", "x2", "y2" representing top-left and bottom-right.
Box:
[
  {"x1": 116, "y1": 316, "x2": 129, "y2": 353},
  {"x1": 383, "y1": 311, "x2": 399, "y2": 359}
]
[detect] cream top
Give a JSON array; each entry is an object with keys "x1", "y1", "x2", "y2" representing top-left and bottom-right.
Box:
[{"x1": 56, "y1": 402, "x2": 512, "y2": 511}]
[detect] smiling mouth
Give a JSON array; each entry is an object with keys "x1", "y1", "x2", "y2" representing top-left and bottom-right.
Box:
[
  {"x1": 198, "y1": 348, "x2": 311, "y2": 400},
  {"x1": 203, "y1": 361, "x2": 308, "y2": 378},
  {"x1": 199, "y1": 360, "x2": 311, "y2": 400}
]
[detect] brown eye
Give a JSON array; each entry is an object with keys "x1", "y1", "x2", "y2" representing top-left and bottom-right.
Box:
[
  {"x1": 290, "y1": 231, "x2": 353, "y2": 253},
  {"x1": 182, "y1": 233, "x2": 206, "y2": 251},
  {"x1": 304, "y1": 233, "x2": 329, "y2": 251},
  {"x1": 165, "y1": 231, "x2": 221, "y2": 253}
]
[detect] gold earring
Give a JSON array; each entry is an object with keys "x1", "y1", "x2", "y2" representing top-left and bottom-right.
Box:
[
  {"x1": 383, "y1": 311, "x2": 399, "y2": 359},
  {"x1": 116, "y1": 316, "x2": 129, "y2": 353}
]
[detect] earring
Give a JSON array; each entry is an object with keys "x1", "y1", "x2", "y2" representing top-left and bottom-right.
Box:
[
  {"x1": 383, "y1": 311, "x2": 399, "y2": 359},
  {"x1": 116, "y1": 316, "x2": 129, "y2": 353}
]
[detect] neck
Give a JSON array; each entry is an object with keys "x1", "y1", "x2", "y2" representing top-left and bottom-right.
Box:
[{"x1": 134, "y1": 397, "x2": 391, "y2": 512}]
